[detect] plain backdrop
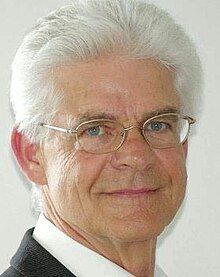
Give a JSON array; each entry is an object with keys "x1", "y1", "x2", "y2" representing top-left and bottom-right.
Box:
[{"x1": 1, "y1": 0, "x2": 220, "y2": 276}]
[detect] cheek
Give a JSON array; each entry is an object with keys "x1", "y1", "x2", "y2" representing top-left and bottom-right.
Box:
[
  {"x1": 45, "y1": 151, "x2": 78, "y2": 203},
  {"x1": 156, "y1": 147, "x2": 187, "y2": 208},
  {"x1": 45, "y1": 148, "x2": 109, "y2": 205},
  {"x1": 156, "y1": 145, "x2": 187, "y2": 178},
  {"x1": 72, "y1": 152, "x2": 110, "y2": 190},
  {"x1": 45, "y1": 150, "x2": 110, "y2": 229}
]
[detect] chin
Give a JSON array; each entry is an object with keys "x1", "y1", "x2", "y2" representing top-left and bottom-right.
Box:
[{"x1": 100, "y1": 218, "x2": 167, "y2": 242}]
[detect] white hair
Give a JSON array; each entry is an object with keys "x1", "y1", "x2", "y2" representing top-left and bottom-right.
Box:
[{"x1": 10, "y1": 0, "x2": 203, "y2": 215}]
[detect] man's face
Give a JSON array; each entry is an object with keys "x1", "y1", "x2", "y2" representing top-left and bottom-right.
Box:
[{"x1": 39, "y1": 57, "x2": 187, "y2": 242}]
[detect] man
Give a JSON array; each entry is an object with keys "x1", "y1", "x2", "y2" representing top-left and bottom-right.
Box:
[{"x1": 1, "y1": 0, "x2": 203, "y2": 276}]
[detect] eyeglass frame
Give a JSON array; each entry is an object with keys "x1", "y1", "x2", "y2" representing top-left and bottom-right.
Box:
[{"x1": 39, "y1": 112, "x2": 196, "y2": 154}]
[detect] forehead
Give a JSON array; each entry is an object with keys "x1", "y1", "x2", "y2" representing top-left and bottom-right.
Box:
[{"x1": 54, "y1": 57, "x2": 180, "y2": 123}]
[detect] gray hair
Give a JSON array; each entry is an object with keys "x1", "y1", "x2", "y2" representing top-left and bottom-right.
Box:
[{"x1": 10, "y1": 0, "x2": 203, "y2": 215}]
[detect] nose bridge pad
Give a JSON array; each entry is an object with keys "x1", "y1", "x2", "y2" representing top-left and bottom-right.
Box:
[
  {"x1": 116, "y1": 125, "x2": 148, "y2": 152},
  {"x1": 123, "y1": 125, "x2": 145, "y2": 142}
]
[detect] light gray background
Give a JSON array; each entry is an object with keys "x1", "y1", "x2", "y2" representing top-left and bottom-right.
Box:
[{"x1": 1, "y1": 0, "x2": 220, "y2": 276}]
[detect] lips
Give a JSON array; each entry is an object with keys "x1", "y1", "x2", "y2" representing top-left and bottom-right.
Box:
[{"x1": 106, "y1": 188, "x2": 159, "y2": 196}]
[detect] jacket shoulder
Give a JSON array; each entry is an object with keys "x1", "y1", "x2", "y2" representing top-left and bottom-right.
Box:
[
  {"x1": 1, "y1": 227, "x2": 75, "y2": 277},
  {"x1": 1, "y1": 266, "x2": 24, "y2": 277}
]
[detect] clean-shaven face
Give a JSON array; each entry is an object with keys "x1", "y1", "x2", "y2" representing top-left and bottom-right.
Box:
[{"x1": 39, "y1": 57, "x2": 187, "y2": 242}]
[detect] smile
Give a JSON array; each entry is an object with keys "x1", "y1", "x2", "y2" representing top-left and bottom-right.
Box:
[{"x1": 105, "y1": 188, "x2": 159, "y2": 197}]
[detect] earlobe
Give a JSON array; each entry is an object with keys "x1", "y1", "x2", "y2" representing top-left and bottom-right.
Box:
[{"x1": 11, "y1": 127, "x2": 47, "y2": 186}]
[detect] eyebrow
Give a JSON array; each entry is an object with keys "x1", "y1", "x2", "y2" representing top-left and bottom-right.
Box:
[{"x1": 74, "y1": 106, "x2": 180, "y2": 125}]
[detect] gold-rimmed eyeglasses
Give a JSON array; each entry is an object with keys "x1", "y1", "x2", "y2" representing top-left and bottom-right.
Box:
[{"x1": 39, "y1": 113, "x2": 196, "y2": 154}]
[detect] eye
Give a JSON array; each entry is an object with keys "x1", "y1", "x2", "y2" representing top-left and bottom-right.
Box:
[
  {"x1": 147, "y1": 121, "x2": 167, "y2": 132},
  {"x1": 86, "y1": 126, "x2": 104, "y2": 136}
]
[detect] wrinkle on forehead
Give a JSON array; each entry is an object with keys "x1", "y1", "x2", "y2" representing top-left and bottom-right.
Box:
[
  {"x1": 55, "y1": 57, "x2": 175, "y2": 93},
  {"x1": 58, "y1": 106, "x2": 180, "y2": 131},
  {"x1": 54, "y1": 57, "x2": 180, "y2": 126}
]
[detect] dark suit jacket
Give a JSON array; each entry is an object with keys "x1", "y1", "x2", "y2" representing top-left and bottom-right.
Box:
[{"x1": 1, "y1": 228, "x2": 76, "y2": 276}]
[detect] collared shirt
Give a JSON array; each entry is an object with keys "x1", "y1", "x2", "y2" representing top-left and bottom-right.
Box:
[{"x1": 33, "y1": 213, "x2": 168, "y2": 277}]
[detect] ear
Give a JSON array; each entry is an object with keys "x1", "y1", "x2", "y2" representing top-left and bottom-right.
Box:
[
  {"x1": 182, "y1": 139, "x2": 188, "y2": 159},
  {"x1": 11, "y1": 127, "x2": 47, "y2": 186}
]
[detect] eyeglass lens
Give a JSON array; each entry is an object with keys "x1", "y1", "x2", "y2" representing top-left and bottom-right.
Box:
[{"x1": 76, "y1": 114, "x2": 190, "y2": 153}]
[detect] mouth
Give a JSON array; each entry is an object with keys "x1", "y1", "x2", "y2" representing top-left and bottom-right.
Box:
[{"x1": 104, "y1": 188, "x2": 160, "y2": 197}]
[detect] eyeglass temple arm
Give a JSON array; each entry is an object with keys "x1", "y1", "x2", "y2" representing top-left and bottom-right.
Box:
[
  {"x1": 187, "y1": 116, "x2": 196, "y2": 124},
  {"x1": 39, "y1": 123, "x2": 76, "y2": 134}
]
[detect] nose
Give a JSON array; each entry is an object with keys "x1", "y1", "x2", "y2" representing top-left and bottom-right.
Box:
[{"x1": 110, "y1": 126, "x2": 157, "y2": 171}]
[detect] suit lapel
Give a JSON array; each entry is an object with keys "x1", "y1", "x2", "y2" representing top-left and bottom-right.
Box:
[{"x1": 11, "y1": 228, "x2": 76, "y2": 277}]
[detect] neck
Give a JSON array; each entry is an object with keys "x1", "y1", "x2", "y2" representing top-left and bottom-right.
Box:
[
  {"x1": 107, "y1": 239, "x2": 157, "y2": 277},
  {"x1": 43, "y1": 206, "x2": 157, "y2": 277}
]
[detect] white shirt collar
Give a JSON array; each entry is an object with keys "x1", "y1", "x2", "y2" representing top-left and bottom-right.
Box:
[{"x1": 33, "y1": 213, "x2": 167, "y2": 277}]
